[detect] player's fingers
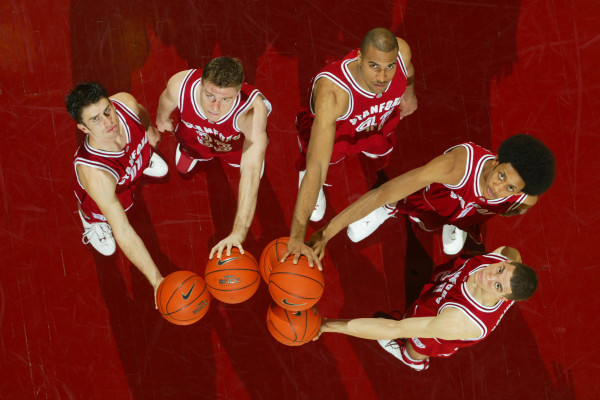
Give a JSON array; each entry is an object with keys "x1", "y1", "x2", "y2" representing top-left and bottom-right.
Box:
[
  {"x1": 209, "y1": 246, "x2": 217, "y2": 259},
  {"x1": 226, "y1": 244, "x2": 232, "y2": 256},
  {"x1": 281, "y1": 251, "x2": 292, "y2": 263},
  {"x1": 236, "y1": 243, "x2": 245, "y2": 254},
  {"x1": 303, "y1": 251, "x2": 315, "y2": 268}
]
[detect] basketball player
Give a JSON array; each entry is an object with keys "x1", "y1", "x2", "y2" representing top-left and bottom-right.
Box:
[
  {"x1": 316, "y1": 246, "x2": 536, "y2": 371},
  {"x1": 285, "y1": 27, "x2": 418, "y2": 268},
  {"x1": 309, "y1": 134, "x2": 555, "y2": 259},
  {"x1": 67, "y1": 82, "x2": 167, "y2": 295},
  {"x1": 156, "y1": 57, "x2": 270, "y2": 259}
]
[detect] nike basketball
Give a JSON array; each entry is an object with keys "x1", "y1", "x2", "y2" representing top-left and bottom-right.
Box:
[
  {"x1": 205, "y1": 248, "x2": 260, "y2": 304},
  {"x1": 266, "y1": 302, "x2": 321, "y2": 346},
  {"x1": 259, "y1": 236, "x2": 289, "y2": 283},
  {"x1": 156, "y1": 270, "x2": 211, "y2": 325},
  {"x1": 268, "y1": 257, "x2": 324, "y2": 311}
]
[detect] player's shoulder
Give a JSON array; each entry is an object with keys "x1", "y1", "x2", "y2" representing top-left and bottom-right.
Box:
[
  {"x1": 168, "y1": 69, "x2": 194, "y2": 88},
  {"x1": 430, "y1": 146, "x2": 468, "y2": 175},
  {"x1": 76, "y1": 162, "x2": 118, "y2": 190},
  {"x1": 110, "y1": 92, "x2": 137, "y2": 109},
  {"x1": 396, "y1": 37, "x2": 411, "y2": 59},
  {"x1": 313, "y1": 75, "x2": 349, "y2": 104}
]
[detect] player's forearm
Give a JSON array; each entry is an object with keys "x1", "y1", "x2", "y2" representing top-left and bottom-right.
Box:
[
  {"x1": 322, "y1": 318, "x2": 404, "y2": 340},
  {"x1": 156, "y1": 91, "x2": 177, "y2": 125},
  {"x1": 113, "y1": 228, "x2": 163, "y2": 287},
  {"x1": 230, "y1": 167, "x2": 261, "y2": 240},
  {"x1": 137, "y1": 103, "x2": 153, "y2": 132},
  {"x1": 290, "y1": 171, "x2": 323, "y2": 240}
]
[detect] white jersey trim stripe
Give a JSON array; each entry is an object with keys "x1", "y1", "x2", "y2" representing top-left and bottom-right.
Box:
[
  {"x1": 112, "y1": 99, "x2": 140, "y2": 124},
  {"x1": 82, "y1": 136, "x2": 124, "y2": 158},
  {"x1": 444, "y1": 143, "x2": 473, "y2": 190},
  {"x1": 232, "y1": 89, "x2": 261, "y2": 132},
  {"x1": 397, "y1": 51, "x2": 408, "y2": 78},
  {"x1": 74, "y1": 159, "x2": 119, "y2": 188},
  {"x1": 178, "y1": 70, "x2": 196, "y2": 114},
  {"x1": 341, "y1": 57, "x2": 376, "y2": 98},
  {"x1": 440, "y1": 303, "x2": 487, "y2": 340}
]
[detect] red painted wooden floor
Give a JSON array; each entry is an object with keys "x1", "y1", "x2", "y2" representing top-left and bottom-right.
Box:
[{"x1": 1, "y1": 0, "x2": 598, "y2": 399}]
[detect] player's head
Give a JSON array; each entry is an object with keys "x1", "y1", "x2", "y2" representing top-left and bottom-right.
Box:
[
  {"x1": 497, "y1": 134, "x2": 556, "y2": 196},
  {"x1": 357, "y1": 28, "x2": 399, "y2": 94},
  {"x1": 65, "y1": 82, "x2": 109, "y2": 124},
  {"x1": 475, "y1": 261, "x2": 537, "y2": 301},
  {"x1": 65, "y1": 82, "x2": 119, "y2": 140},
  {"x1": 202, "y1": 57, "x2": 245, "y2": 90},
  {"x1": 200, "y1": 57, "x2": 245, "y2": 121},
  {"x1": 504, "y1": 261, "x2": 538, "y2": 301}
]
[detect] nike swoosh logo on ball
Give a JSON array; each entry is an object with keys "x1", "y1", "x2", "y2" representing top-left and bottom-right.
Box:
[
  {"x1": 217, "y1": 257, "x2": 240, "y2": 266},
  {"x1": 282, "y1": 298, "x2": 307, "y2": 307},
  {"x1": 182, "y1": 282, "x2": 196, "y2": 300}
]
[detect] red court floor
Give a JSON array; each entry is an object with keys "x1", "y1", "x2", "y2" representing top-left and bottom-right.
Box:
[{"x1": 1, "y1": 0, "x2": 598, "y2": 399}]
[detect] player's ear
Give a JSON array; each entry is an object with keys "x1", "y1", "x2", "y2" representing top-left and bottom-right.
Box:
[
  {"x1": 357, "y1": 49, "x2": 362, "y2": 64},
  {"x1": 77, "y1": 123, "x2": 89, "y2": 134},
  {"x1": 492, "y1": 158, "x2": 499, "y2": 168}
]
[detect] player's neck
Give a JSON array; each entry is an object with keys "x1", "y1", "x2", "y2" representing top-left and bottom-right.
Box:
[
  {"x1": 478, "y1": 159, "x2": 495, "y2": 195},
  {"x1": 87, "y1": 122, "x2": 126, "y2": 152}
]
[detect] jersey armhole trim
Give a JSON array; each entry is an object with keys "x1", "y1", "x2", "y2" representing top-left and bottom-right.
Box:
[{"x1": 311, "y1": 73, "x2": 353, "y2": 121}]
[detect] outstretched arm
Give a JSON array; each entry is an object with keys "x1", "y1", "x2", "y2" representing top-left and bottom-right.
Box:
[
  {"x1": 156, "y1": 70, "x2": 189, "y2": 132},
  {"x1": 78, "y1": 166, "x2": 163, "y2": 300},
  {"x1": 310, "y1": 149, "x2": 464, "y2": 259},
  {"x1": 283, "y1": 78, "x2": 348, "y2": 269},
  {"x1": 318, "y1": 307, "x2": 481, "y2": 341},
  {"x1": 209, "y1": 97, "x2": 269, "y2": 259}
]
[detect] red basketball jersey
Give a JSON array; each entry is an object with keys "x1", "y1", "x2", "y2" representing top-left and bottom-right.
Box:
[
  {"x1": 174, "y1": 69, "x2": 269, "y2": 165},
  {"x1": 74, "y1": 99, "x2": 152, "y2": 222},
  {"x1": 295, "y1": 48, "x2": 409, "y2": 169},
  {"x1": 397, "y1": 142, "x2": 528, "y2": 237},
  {"x1": 406, "y1": 253, "x2": 514, "y2": 358}
]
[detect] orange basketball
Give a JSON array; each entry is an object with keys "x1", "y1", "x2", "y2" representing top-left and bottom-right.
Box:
[
  {"x1": 266, "y1": 302, "x2": 321, "y2": 346},
  {"x1": 268, "y1": 257, "x2": 324, "y2": 311},
  {"x1": 156, "y1": 270, "x2": 210, "y2": 325},
  {"x1": 259, "y1": 237, "x2": 289, "y2": 283},
  {"x1": 205, "y1": 248, "x2": 260, "y2": 304}
]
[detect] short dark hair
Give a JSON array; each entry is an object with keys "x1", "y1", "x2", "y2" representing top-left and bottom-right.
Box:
[
  {"x1": 65, "y1": 82, "x2": 109, "y2": 124},
  {"x1": 361, "y1": 27, "x2": 399, "y2": 54},
  {"x1": 497, "y1": 134, "x2": 555, "y2": 195},
  {"x1": 505, "y1": 262, "x2": 538, "y2": 301},
  {"x1": 202, "y1": 57, "x2": 244, "y2": 89}
]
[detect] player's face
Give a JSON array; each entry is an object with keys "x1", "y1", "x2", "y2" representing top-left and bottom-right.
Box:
[
  {"x1": 357, "y1": 45, "x2": 398, "y2": 94},
  {"x1": 199, "y1": 81, "x2": 240, "y2": 122},
  {"x1": 474, "y1": 261, "x2": 514, "y2": 299},
  {"x1": 78, "y1": 98, "x2": 119, "y2": 140},
  {"x1": 482, "y1": 161, "x2": 525, "y2": 200}
]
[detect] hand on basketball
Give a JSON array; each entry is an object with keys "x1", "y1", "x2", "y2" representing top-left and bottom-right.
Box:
[
  {"x1": 153, "y1": 276, "x2": 164, "y2": 310},
  {"x1": 209, "y1": 233, "x2": 245, "y2": 259},
  {"x1": 312, "y1": 317, "x2": 328, "y2": 341},
  {"x1": 282, "y1": 238, "x2": 322, "y2": 271},
  {"x1": 307, "y1": 229, "x2": 328, "y2": 261},
  {"x1": 399, "y1": 94, "x2": 417, "y2": 119}
]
